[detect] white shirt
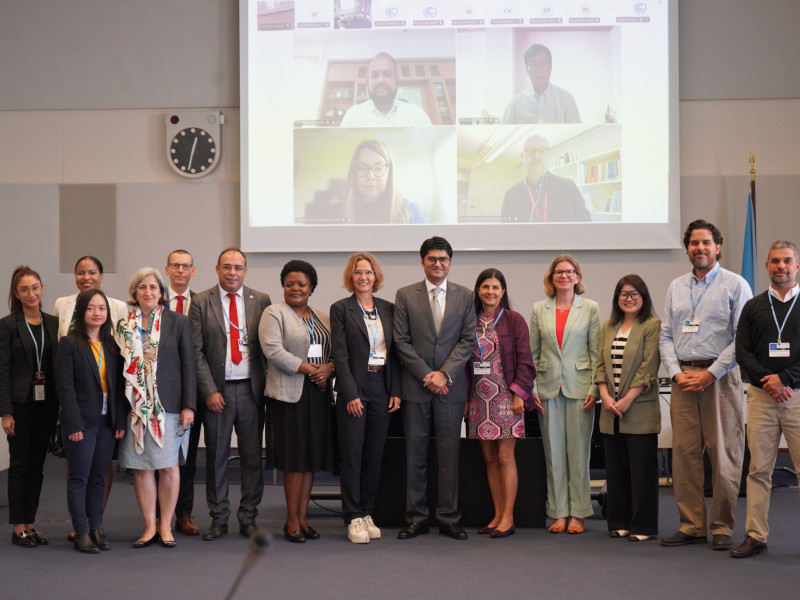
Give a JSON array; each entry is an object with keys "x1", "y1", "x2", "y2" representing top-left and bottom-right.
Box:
[
  {"x1": 768, "y1": 283, "x2": 799, "y2": 302},
  {"x1": 340, "y1": 98, "x2": 433, "y2": 127},
  {"x1": 168, "y1": 287, "x2": 192, "y2": 315},
  {"x1": 218, "y1": 286, "x2": 250, "y2": 381}
]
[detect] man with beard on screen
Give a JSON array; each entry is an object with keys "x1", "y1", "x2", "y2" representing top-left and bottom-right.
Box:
[{"x1": 340, "y1": 52, "x2": 433, "y2": 127}]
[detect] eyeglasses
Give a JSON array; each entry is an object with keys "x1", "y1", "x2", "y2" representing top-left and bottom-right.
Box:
[
  {"x1": 355, "y1": 163, "x2": 388, "y2": 178},
  {"x1": 353, "y1": 270, "x2": 375, "y2": 277},
  {"x1": 177, "y1": 424, "x2": 192, "y2": 437},
  {"x1": 526, "y1": 60, "x2": 551, "y2": 71},
  {"x1": 425, "y1": 256, "x2": 450, "y2": 265},
  {"x1": 619, "y1": 291, "x2": 641, "y2": 300},
  {"x1": 553, "y1": 269, "x2": 576, "y2": 277},
  {"x1": 523, "y1": 147, "x2": 549, "y2": 157},
  {"x1": 219, "y1": 264, "x2": 245, "y2": 272},
  {"x1": 168, "y1": 263, "x2": 193, "y2": 270}
]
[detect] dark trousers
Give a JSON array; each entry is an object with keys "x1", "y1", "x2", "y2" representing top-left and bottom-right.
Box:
[
  {"x1": 175, "y1": 402, "x2": 204, "y2": 518},
  {"x1": 203, "y1": 380, "x2": 265, "y2": 525},
  {"x1": 63, "y1": 418, "x2": 115, "y2": 534},
  {"x1": 402, "y1": 397, "x2": 463, "y2": 526},
  {"x1": 603, "y1": 421, "x2": 659, "y2": 535},
  {"x1": 6, "y1": 401, "x2": 58, "y2": 524},
  {"x1": 337, "y1": 371, "x2": 392, "y2": 524}
]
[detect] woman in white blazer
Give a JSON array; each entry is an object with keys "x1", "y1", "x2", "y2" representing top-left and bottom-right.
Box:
[
  {"x1": 529, "y1": 255, "x2": 600, "y2": 535},
  {"x1": 259, "y1": 260, "x2": 335, "y2": 543}
]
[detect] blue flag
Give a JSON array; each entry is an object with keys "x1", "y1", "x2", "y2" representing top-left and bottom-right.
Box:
[{"x1": 741, "y1": 191, "x2": 756, "y2": 291}]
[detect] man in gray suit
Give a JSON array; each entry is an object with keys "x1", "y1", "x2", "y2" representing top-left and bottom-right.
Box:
[
  {"x1": 189, "y1": 248, "x2": 271, "y2": 540},
  {"x1": 393, "y1": 236, "x2": 477, "y2": 540}
]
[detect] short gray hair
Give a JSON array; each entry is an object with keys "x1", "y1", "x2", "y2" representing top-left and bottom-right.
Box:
[
  {"x1": 768, "y1": 240, "x2": 799, "y2": 262},
  {"x1": 127, "y1": 267, "x2": 167, "y2": 306}
]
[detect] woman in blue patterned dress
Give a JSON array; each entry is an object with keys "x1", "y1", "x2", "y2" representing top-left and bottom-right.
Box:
[{"x1": 466, "y1": 268, "x2": 536, "y2": 538}]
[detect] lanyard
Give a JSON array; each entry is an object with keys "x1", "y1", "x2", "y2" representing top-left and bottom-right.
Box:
[
  {"x1": 292, "y1": 308, "x2": 317, "y2": 344},
  {"x1": 689, "y1": 268, "x2": 719, "y2": 319},
  {"x1": 475, "y1": 308, "x2": 503, "y2": 361},
  {"x1": 356, "y1": 299, "x2": 380, "y2": 354},
  {"x1": 768, "y1": 292, "x2": 799, "y2": 344},
  {"x1": 24, "y1": 317, "x2": 45, "y2": 372},
  {"x1": 525, "y1": 177, "x2": 548, "y2": 222}
]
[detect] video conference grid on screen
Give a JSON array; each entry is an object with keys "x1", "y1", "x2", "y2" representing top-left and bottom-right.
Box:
[{"x1": 241, "y1": 1, "x2": 677, "y2": 252}]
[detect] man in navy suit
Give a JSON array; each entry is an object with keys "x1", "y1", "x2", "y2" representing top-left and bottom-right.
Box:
[
  {"x1": 190, "y1": 248, "x2": 271, "y2": 540},
  {"x1": 393, "y1": 236, "x2": 477, "y2": 540},
  {"x1": 164, "y1": 249, "x2": 201, "y2": 535}
]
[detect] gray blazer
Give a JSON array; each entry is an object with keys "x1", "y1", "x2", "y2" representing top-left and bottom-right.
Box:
[
  {"x1": 190, "y1": 284, "x2": 271, "y2": 403},
  {"x1": 529, "y1": 294, "x2": 600, "y2": 400},
  {"x1": 393, "y1": 280, "x2": 476, "y2": 404},
  {"x1": 259, "y1": 302, "x2": 331, "y2": 403}
]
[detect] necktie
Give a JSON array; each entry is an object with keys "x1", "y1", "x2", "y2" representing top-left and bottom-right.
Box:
[
  {"x1": 431, "y1": 287, "x2": 443, "y2": 334},
  {"x1": 175, "y1": 295, "x2": 185, "y2": 314},
  {"x1": 228, "y1": 293, "x2": 242, "y2": 365}
]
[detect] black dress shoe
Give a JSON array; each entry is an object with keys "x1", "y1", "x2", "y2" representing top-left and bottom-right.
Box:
[
  {"x1": 27, "y1": 529, "x2": 48, "y2": 545},
  {"x1": 75, "y1": 533, "x2": 100, "y2": 554},
  {"x1": 283, "y1": 524, "x2": 306, "y2": 543},
  {"x1": 731, "y1": 535, "x2": 767, "y2": 558},
  {"x1": 11, "y1": 531, "x2": 37, "y2": 548},
  {"x1": 160, "y1": 537, "x2": 176, "y2": 548},
  {"x1": 397, "y1": 522, "x2": 429, "y2": 539},
  {"x1": 202, "y1": 521, "x2": 228, "y2": 541},
  {"x1": 439, "y1": 523, "x2": 468, "y2": 540},
  {"x1": 239, "y1": 523, "x2": 259, "y2": 538},
  {"x1": 90, "y1": 529, "x2": 110, "y2": 551},
  {"x1": 659, "y1": 530, "x2": 707, "y2": 546},
  {"x1": 302, "y1": 526, "x2": 320, "y2": 540},
  {"x1": 711, "y1": 534, "x2": 733, "y2": 550},
  {"x1": 132, "y1": 533, "x2": 160, "y2": 549}
]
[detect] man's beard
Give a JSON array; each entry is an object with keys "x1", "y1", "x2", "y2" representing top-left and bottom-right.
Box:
[{"x1": 370, "y1": 86, "x2": 396, "y2": 110}]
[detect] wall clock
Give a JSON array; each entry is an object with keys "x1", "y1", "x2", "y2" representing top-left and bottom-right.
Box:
[{"x1": 165, "y1": 111, "x2": 223, "y2": 178}]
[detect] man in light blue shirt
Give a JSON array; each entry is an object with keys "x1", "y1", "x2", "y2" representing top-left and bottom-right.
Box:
[{"x1": 659, "y1": 219, "x2": 753, "y2": 551}]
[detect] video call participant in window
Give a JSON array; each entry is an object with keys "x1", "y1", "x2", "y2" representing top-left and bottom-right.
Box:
[
  {"x1": 502, "y1": 43, "x2": 580, "y2": 124},
  {"x1": 340, "y1": 53, "x2": 433, "y2": 127},
  {"x1": 501, "y1": 134, "x2": 589, "y2": 223},
  {"x1": 343, "y1": 139, "x2": 427, "y2": 224}
]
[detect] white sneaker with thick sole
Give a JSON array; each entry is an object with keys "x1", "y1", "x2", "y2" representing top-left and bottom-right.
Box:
[
  {"x1": 363, "y1": 515, "x2": 381, "y2": 540},
  {"x1": 348, "y1": 518, "x2": 370, "y2": 544}
]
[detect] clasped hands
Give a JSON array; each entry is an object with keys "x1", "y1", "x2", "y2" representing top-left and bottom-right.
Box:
[
  {"x1": 761, "y1": 373, "x2": 794, "y2": 403},
  {"x1": 674, "y1": 370, "x2": 716, "y2": 393},
  {"x1": 423, "y1": 370, "x2": 450, "y2": 395}
]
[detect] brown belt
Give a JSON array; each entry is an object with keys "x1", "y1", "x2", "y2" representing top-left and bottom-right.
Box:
[
  {"x1": 679, "y1": 358, "x2": 716, "y2": 368},
  {"x1": 367, "y1": 365, "x2": 385, "y2": 372}
]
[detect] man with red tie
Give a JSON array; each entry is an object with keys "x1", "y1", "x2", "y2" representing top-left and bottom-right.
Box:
[
  {"x1": 189, "y1": 248, "x2": 271, "y2": 540},
  {"x1": 164, "y1": 250, "x2": 201, "y2": 535}
]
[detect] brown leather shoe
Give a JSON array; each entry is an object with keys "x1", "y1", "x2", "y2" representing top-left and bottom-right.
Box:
[
  {"x1": 176, "y1": 516, "x2": 200, "y2": 536},
  {"x1": 731, "y1": 535, "x2": 767, "y2": 558}
]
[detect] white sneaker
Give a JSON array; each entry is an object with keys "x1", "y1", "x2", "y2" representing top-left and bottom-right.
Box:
[
  {"x1": 347, "y1": 518, "x2": 369, "y2": 544},
  {"x1": 363, "y1": 515, "x2": 381, "y2": 539}
]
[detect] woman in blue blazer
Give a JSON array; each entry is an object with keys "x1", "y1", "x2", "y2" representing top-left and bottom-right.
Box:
[
  {"x1": 56, "y1": 289, "x2": 127, "y2": 553},
  {"x1": 330, "y1": 252, "x2": 401, "y2": 544},
  {"x1": 0, "y1": 266, "x2": 59, "y2": 548},
  {"x1": 529, "y1": 255, "x2": 600, "y2": 534}
]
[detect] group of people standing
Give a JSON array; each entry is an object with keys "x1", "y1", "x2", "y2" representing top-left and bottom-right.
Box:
[{"x1": 2, "y1": 221, "x2": 799, "y2": 560}]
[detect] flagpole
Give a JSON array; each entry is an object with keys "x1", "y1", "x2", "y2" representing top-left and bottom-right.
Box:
[{"x1": 749, "y1": 151, "x2": 756, "y2": 229}]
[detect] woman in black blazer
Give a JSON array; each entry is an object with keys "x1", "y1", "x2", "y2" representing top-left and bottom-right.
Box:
[
  {"x1": 0, "y1": 266, "x2": 59, "y2": 548},
  {"x1": 56, "y1": 290, "x2": 128, "y2": 553},
  {"x1": 330, "y1": 252, "x2": 401, "y2": 544},
  {"x1": 113, "y1": 268, "x2": 196, "y2": 548}
]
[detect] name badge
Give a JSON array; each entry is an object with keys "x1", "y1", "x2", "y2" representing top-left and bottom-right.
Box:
[
  {"x1": 473, "y1": 361, "x2": 491, "y2": 375},
  {"x1": 682, "y1": 319, "x2": 700, "y2": 333},
  {"x1": 368, "y1": 352, "x2": 385, "y2": 366},
  {"x1": 307, "y1": 343, "x2": 323, "y2": 359},
  {"x1": 33, "y1": 382, "x2": 46, "y2": 401},
  {"x1": 238, "y1": 338, "x2": 245, "y2": 347},
  {"x1": 769, "y1": 342, "x2": 790, "y2": 357}
]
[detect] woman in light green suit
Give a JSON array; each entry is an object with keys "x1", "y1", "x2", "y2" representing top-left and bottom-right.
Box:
[
  {"x1": 594, "y1": 274, "x2": 661, "y2": 541},
  {"x1": 529, "y1": 255, "x2": 600, "y2": 534}
]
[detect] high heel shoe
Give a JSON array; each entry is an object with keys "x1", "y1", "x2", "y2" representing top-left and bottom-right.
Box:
[
  {"x1": 132, "y1": 532, "x2": 160, "y2": 548},
  {"x1": 283, "y1": 524, "x2": 305, "y2": 543},
  {"x1": 74, "y1": 533, "x2": 100, "y2": 554}
]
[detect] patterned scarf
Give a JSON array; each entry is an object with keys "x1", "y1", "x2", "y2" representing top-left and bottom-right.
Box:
[{"x1": 116, "y1": 305, "x2": 165, "y2": 454}]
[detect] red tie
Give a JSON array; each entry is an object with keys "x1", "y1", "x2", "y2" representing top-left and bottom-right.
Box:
[
  {"x1": 175, "y1": 295, "x2": 184, "y2": 315},
  {"x1": 228, "y1": 293, "x2": 242, "y2": 365}
]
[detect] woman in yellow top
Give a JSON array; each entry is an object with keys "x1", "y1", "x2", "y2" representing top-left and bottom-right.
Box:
[{"x1": 56, "y1": 290, "x2": 128, "y2": 553}]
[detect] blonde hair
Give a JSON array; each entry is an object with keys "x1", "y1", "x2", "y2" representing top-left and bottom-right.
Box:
[
  {"x1": 342, "y1": 252, "x2": 384, "y2": 293},
  {"x1": 543, "y1": 254, "x2": 585, "y2": 298},
  {"x1": 344, "y1": 139, "x2": 413, "y2": 224}
]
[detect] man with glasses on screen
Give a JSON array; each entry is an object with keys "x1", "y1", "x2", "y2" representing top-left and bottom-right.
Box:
[
  {"x1": 500, "y1": 133, "x2": 590, "y2": 222},
  {"x1": 502, "y1": 43, "x2": 581, "y2": 124},
  {"x1": 340, "y1": 52, "x2": 433, "y2": 127},
  {"x1": 659, "y1": 219, "x2": 752, "y2": 551},
  {"x1": 393, "y1": 237, "x2": 476, "y2": 540}
]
